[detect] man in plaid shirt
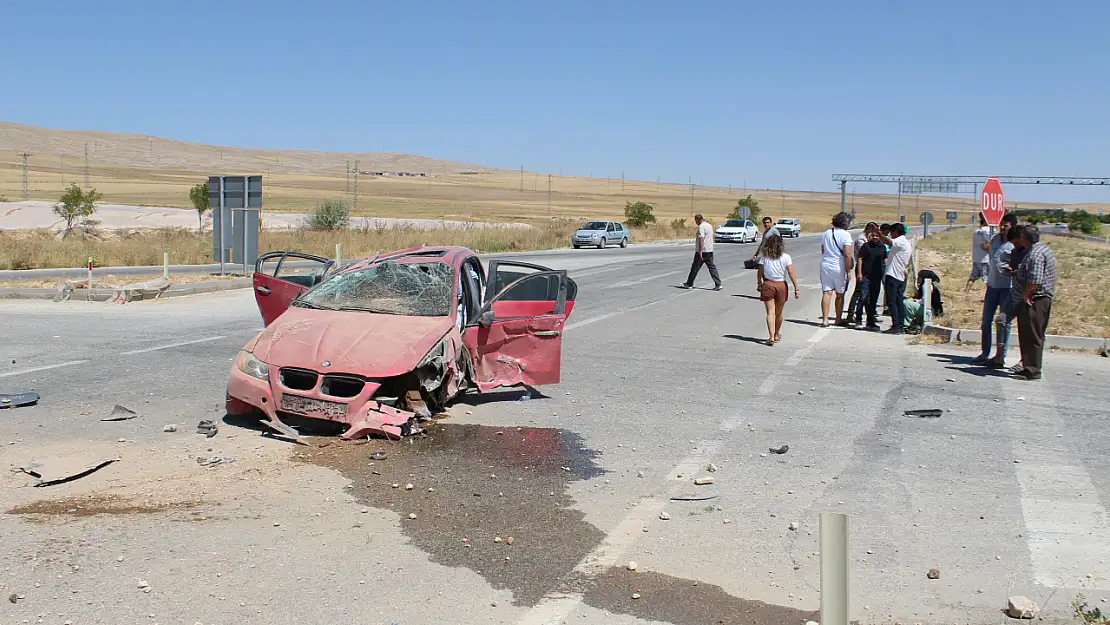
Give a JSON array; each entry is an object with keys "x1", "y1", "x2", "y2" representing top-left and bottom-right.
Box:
[{"x1": 1010, "y1": 226, "x2": 1056, "y2": 380}]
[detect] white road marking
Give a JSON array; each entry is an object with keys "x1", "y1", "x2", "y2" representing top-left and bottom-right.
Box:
[
  {"x1": 756, "y1": 371, "x2": 785, "y2": 395},
  {"x1": 516, "y1": 441, "x2": 722, "y2": 625},
  {"x1": 120, "y1": 336, "x2": 227, "y2": 356},
  {"x1": 521, "y1": 326, "x2": 830, "y2": 623},
  {"x1": 783, "y1": 327, "x2": 829, "y2": 366},
  {"x1": 0, "y1": 359, "x2": 91, "y2": 379},
  {"x1": 569, "y1": 265, "x2": 627, "y2": 279},
  {"x1": 610, "y1": 270, "x2": 682, "y2": 288}
]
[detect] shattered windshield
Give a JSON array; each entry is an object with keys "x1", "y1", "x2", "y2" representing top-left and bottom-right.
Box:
[
  {"x1": 294, "y1": 261, "x2": 454, "y2": 316},
  {"x1": 580, "y1": 221, "x2": 607, "y2": 230}
]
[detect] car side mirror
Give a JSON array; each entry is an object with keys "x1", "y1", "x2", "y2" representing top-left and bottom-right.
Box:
[{"x1": 477, "y1": 308, "x2": 496, "y2": 329}]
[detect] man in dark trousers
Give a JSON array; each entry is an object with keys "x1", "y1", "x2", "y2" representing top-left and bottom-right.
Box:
[
  {"x1": 1011, "y1": 227, "x2": 1056, "y2": 380},
  {"x1": 680, "y1": 214, "x2": 722, "y2": 291},
  {"x1": 883, "y1": 223, "x2": 912, "y2": 334},
  {"x1": 854, "y1": 227, "x2": 888, "y2": 331}
]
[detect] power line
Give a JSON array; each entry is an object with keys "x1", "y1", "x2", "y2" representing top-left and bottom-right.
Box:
[{"x1": 20, "y1": 152, "x2": 31, "y2": 200}]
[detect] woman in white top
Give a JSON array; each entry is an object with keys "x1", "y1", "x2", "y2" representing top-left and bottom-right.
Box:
[{"x1": 757, "y1": 234, "x2": 800, "y2": 345}]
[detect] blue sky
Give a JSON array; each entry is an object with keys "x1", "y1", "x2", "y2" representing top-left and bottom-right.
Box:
[{"x1": 2, "y1": 0, "x2": 1108, "y2": 202}]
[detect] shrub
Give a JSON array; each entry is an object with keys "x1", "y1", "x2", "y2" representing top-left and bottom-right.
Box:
[
  {"x1": 670, "y1": 218, "x2": 687, "y2": 233},
  {"x1": 1068, "y1": 210, "x2": 1102, "y2": 235},
  {"x1": 624, "y1": 201, "x2": 656, "y2": 227},
  {"x1": 305, "y1": 199, "x2": 351, "y2": 230},
  {"x1": 729, "y1": 194, "x2": 761, "y2": 221}
]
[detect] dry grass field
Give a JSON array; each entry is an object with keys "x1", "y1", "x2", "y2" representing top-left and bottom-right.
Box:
[
  {"x1": 916, "y1": 228, "x2": 1110, "y2": 338},
  {"x1": 3, "y1": 121, "x2": 1108, "y2": 269}
]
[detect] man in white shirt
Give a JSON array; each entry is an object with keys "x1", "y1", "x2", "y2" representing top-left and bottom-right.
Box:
[
  {"x1": 680, "y1": 214, "x2": 722, "y2": 291},
  {"x1": 884, "y1": 222, "x2": 913, "y2": 334},
  {"x1": 966, "y1": 213, "x2": 991, "y2": 291},
  {"x1": 819, "y1": 212, "x2": 854, "y2": 327}
]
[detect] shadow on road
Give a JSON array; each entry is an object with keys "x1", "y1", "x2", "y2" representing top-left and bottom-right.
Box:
[
  {"x1": 731, "y1": 294, "x2": 761, "y2": 301},
  {"x1": 927, "y1": 353, "x2": 1013, "y2": 378},
  {"x1": 786, "y1": 318, "x2": 826, "y2": 328},
  {"x1": 723, "y1": 334, "x2": 772, "y2": 345},
  {"x1": 455, "y1": 386, "x2": 549, "y2": 407}
]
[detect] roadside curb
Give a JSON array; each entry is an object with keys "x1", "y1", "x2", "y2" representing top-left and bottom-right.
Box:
[
  {"x1": 0, "y1": 278, "x2": 252, "y2": 302},
  {"x1": 922, "y1": 322, "x2": 1109, "y2": 353}
]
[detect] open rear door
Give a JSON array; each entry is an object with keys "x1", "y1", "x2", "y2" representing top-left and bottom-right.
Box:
[
  {"x1": 463, "y1": 268, "x2": 571, "y2": 392},
  {"x1": 253, "y1": 251, "x2": 335, "y2": 326}
]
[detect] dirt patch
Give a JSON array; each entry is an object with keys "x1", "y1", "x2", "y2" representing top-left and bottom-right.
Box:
[
  {"x1": 584, "y1": 567, "x2": 819, "y2": 625},
  {"x1": 7, "y1": 494, "x2": 199, "y2": 522},
  {"x1": 299, "y1": 423, "x2": 607, "y2": 606}
]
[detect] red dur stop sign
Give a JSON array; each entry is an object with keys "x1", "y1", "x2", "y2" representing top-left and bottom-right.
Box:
[{"x1": 980, "y1": 177, "x2": 1005, "y2": 227}]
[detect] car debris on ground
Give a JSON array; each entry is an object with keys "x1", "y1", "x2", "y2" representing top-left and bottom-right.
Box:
[
  {"x1": 15, "y1": 456, "x2": 120, "y2": 487},
  {"x1": 904, "y1": 409, "x2": 943, "y2": 418},
  {"x1": 769, "y1": 445, "x2": 789, "y2": 454},
  {"x1": 196, "y1": 456, "x2": 234, "y2": 467},
  {"x1": 102, "y1": 404, "x2": 140, "y2": 421},
  {"x1": 0, "y1": 391, "x2": 39, "y2": 409},
  {"x1": 196, "y1": 419, "x2": 218, "y2": 437}
]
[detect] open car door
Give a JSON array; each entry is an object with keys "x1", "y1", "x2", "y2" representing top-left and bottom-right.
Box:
[
  {"x1": 253, "y1": 251, "x2": 335, "y2": 326},
  {"x1": 463, "y1": 262, "x2": 576, "y2": 392}
]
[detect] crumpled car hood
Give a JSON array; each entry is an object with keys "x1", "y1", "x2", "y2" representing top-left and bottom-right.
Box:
[{"x1": 250, "y1": 307, "x2": 455, "y2": 378}]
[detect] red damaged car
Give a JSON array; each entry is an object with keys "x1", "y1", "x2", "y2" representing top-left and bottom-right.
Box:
[{"x1": 226, "y1": 247, "x2": 577, "y2": 440}]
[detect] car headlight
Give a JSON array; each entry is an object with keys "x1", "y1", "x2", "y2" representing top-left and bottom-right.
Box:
[{"x1": 235, "y1": 350, "x2": 270, "y2": 381}]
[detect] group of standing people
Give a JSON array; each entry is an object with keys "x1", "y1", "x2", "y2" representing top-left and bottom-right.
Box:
[
  {"x1": 969, "y1": 213, "x2": 1057, "y2": 380},
  {"x1": 819, "y1": 214, "x2": 913, "y2": 333}
]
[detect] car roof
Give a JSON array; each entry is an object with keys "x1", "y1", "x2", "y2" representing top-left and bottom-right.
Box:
[{"x1": 344, "y1": 246, "x2": 474, "y2": 272}]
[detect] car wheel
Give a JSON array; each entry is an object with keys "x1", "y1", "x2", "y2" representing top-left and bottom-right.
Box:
[
  {"x1": 573, "y1": 245, "x2": 580, "y2": 249},
  {"x1": 598, "y1": 238, "x2": 606, "y2": 249},
  {"x1": 620, "y1": 238, "x2": 628, "y2": 248}
]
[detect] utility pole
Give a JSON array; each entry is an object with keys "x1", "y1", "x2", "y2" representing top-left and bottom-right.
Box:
[
  {"x1": 689, "y1": 178, "x2": 695, "y2": 216},
  {"x1": 547, "y1": 174, "x2": 552, "y2": 215},
  {"x1": 353, "y1": 159, "x2": 359, "y2": 212},
  {"x1": 346, "y1": 160, "x2": 350, "y2": 192},
  {"x1": 84, "y1": 143, "x2": 90, "y2": 187},
  {"x1": 20, "y1": 152, "x2": 31, "y2": 200},
  {"x1": 519, "y1": 165, "x2": 523, "y2": 192}
]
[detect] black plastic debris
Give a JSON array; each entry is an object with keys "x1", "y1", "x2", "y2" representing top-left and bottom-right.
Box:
[
  {"x1": 196, "y1": 420, "x2": 218, "y2": 437},
  {"x1": 769, "y1": 445, "x2": 789, "y2": 455},
  {"x1": 904, "y1": 409, "x2": 943, "y2": 418},
  {"x1": 0, "y1": 392, "x2": 39, "y2": 409},
  {"x1": 101, "y1": 404, "x2": 139, "y2": 421},
  {"x1": 17, "y1": 457, "x2": 120, "y2": 487},
  {"x1": 370, "y1": 451, "x2": 388, "y2": 461}
]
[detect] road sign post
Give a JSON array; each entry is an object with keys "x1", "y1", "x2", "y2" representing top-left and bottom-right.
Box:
[
  {"x1": 919, "y1": 211, "x2": 933, "y2": 238},
  {"x1": 980, "y1": 177, "x2": 1006, "y2": 227},
  {"x1": 946, "y1": 211, "x2": 958, "y2": 226}
]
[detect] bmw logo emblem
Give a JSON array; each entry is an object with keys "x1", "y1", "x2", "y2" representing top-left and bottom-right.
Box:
[{"x1": 321, "y1": 360, "x2": 331, "y2": 368}]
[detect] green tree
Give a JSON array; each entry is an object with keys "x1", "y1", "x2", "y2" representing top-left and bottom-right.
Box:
[
  {"x1": 53, "y1": 183, "x2": 102, "y2": 233},
  {"x1": 729, "y1": 194, "x2": 761, "y2": 221},
  {"x1": 189, "y1": 182, "x2": 210, "y2": 233},
  {"x1": 1068, "y1": 210, "x2": 1101, "y2": 235},
  {"x1": 624, "y1": 201, "x2": 657, "y2": 227},
  {"x1": 306, "y1": 199, "x2": 351, "y2": 230}
]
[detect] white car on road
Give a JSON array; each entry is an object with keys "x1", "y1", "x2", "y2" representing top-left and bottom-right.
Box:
[
  {"x1": 714, "y1": 219, "x2": 758, "y2": 244},
  {"x1": 775, "y1": 217, "x2": 801, "y2": 237}
]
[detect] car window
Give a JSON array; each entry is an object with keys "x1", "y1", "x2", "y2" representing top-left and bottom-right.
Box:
[
  {"x1": 607, "y1": 223, "x2": 616, "y2": 232},
  {"x1": 294, "y1": 261, "x2": 453, "y2": 316},
  {"x1": 723, "y1": 220, "x2": 743, "y2": 227},
  {"x1": 581, "y1": 221, "x2": 607, "y2": 230},
  {"x1": 745, "y1": 221, "x2": 754, "y2": 228},
  {"x1": 777, "y1": 219, "x2": 793, "y2": 225},
  {"x1": 614, "y1": 223, "x2": 623, "y2": 231}
]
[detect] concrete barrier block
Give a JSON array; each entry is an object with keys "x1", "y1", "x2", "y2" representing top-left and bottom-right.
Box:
[
  {"x1": 956, "y1": 329, "x2": 982, "y2": 344},
  {"x1": 1045, "y1": 335, "x2": 1107, "y2": 351},
  {"x1": 922, "y1": 323, "x2": 955, "y2": 342}
]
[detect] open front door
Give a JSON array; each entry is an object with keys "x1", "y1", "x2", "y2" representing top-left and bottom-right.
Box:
[
  {"x1": 463, "y1": 268, "x2": 571, "y2": 392},
  {"x1": 253, "y1": 251, "x2": 335, "y2": 326},
  {"x1": 485, "y1": 260, "x2": 577, "y2": 317}
]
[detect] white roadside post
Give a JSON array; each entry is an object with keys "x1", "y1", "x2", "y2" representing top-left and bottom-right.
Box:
[
  {"x1": 163, "y1": 252, "x2": 169, "y2": 280},
  {"x1": 335, "y1": 243, "x2": 341, "y2": 269},
  {"x1": 86, "y1": 256, "x2": 93, "y2": 302},
  {"x1": 820, "y1": 512, "x2": 849, "y2": 625}
]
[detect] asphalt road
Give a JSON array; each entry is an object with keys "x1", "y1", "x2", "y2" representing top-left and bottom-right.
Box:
[{"x1": 1, "y1": 233, "x2": 1107, "y2": 625}]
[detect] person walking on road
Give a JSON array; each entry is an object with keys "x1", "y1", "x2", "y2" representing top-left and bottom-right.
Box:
[
  {"x1": 966, "y1": 214, "x2": 992, "y2": 292},
  {"x1": 847, "y1": 222, "x2": 878, "y2": 325},
  {"x1": 854, "y1": 227, "x2": 888, "y2": 331},
  {"x1": 757, "y1": 233, "x2": 799, "y2": 345},
  {"x1": 819, "y1": 212, "x2": 854, "y2": 327},
  {"x1": 973, "y1": 213, "x2": 1017, "y2": 366},
  {"x1": 1011, "y1": 226, "x2": 1056, "y2": 380},
  {"x1": 753, "y1": 216, "x2": 780, "y2": 290},
  {"x1": 883, "y1": 223, "x2": 912, "y2": 334},
  {"x1": 680, "y1": 214, "x2": 722, "y2": 291}
]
